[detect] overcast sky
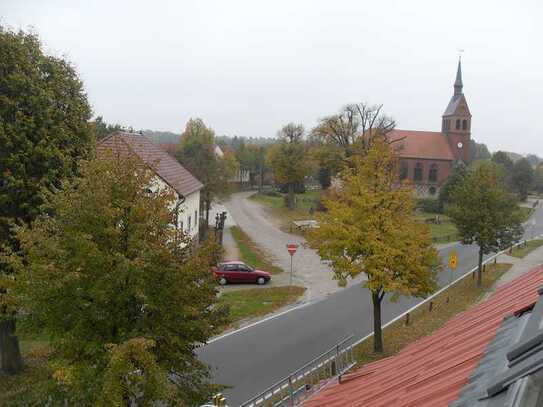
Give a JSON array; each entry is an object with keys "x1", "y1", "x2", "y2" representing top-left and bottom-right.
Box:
[{"x1": 2, "y1": 0, "x2": 542, "y2": 155}]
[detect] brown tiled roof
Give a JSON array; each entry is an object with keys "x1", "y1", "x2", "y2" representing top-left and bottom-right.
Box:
[
  {"x1": 97, "y1": 132, "x2": 203, "y2": 197},
  {"x1": 388, "y1": 129, "x2": 455, "y2": 161},
  {"x1": 302, "y1": 266, "x2": 543, "y2": 407}
]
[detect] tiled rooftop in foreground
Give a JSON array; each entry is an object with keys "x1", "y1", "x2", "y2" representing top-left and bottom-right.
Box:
[{"x1": 302, "y1": 266, "x2": 543, "y2": 407}]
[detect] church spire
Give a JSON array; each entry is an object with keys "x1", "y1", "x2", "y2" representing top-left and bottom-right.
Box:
[{"x1": 454, "y1": 58, "x2": 463, "y2": 95}]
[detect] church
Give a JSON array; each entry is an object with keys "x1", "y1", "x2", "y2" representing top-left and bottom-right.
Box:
[{"x1": 388, "y1": 60, "x2": 471, "y2": 196}]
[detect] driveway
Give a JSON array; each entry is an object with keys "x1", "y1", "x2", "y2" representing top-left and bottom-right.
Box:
[{"x1": 222, "y1": 191, "x2": 363, "y2": 300}]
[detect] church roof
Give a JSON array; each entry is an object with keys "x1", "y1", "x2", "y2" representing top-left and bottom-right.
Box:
[
  {"x1": 443, "y1": 93, "x2": 471, "y2": 117},
  {"x1": 97, "y1": 132, "x2": 203, "y2": 197},
  {"x1": 388, "y1": 129, "x2": 455, "y2": 161}
]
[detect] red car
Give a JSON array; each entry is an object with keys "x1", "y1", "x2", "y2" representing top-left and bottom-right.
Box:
[{"x1": 212, "y1": 261, "x2": 271, "y2": 285}]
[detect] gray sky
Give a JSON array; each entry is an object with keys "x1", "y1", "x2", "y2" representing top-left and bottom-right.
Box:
[{"x1": 2, "y1": 0, "x2": 542, "y2": 155}]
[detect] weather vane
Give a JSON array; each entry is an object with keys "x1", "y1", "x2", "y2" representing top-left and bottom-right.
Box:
[{"x1": 458, "y1": 49, "x2": 464, "y2": 60}]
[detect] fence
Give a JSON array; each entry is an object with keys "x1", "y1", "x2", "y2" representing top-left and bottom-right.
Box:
[
  {"x1": 349, "y1": 233, "x2": 543, "y2": 352},
  {"x1": 240, "y1": 335, "x2": 356, "y2": 407}
]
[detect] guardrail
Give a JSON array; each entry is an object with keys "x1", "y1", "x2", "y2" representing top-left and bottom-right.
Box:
[
  {"x1": 241, "y1": 234, "x2": 543, "y2": 407},
  {"x1": 349, "y1": 233, "x2": 543, "y2": 352},
  {"x1": 240, "y1": 335, "x2": 356, "y2": 407}
]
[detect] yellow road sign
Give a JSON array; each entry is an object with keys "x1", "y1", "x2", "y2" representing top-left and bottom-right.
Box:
[{"x1": 448, "y1": 251, "x2": 458, "y2": 269}]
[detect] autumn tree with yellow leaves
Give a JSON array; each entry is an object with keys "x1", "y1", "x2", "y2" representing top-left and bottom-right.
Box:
[{"x1": 308, "y1": 140, "x2": 438, "y2": 353}]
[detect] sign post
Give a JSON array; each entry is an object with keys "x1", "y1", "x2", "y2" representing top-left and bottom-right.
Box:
[
  {"x1": 447, "y1": 250, "x2": 458, "y2": 302},
  {"x1": 286, "y1": 244, "x2": 298, "y2": 286}
]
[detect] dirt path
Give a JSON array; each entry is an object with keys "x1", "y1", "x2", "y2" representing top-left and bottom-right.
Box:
[{"x1": 221, "y1": 191, "x2": 364, "y2": 301}]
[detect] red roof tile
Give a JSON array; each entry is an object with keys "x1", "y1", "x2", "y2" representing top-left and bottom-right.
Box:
[
  {"x1": 302, "y1": 266, "x2": 543, "y2": 407},
  {"x1": 388, "y1": 129, "x2": 455, "y2": 161},
  {"x1": 97, "y1": 132, "x2": 203, "y2": 197}
]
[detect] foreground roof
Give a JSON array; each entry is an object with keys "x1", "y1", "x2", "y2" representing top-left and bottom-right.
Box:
[
  {"x1": 97, "y1": 132, "x2": 203, "y2": 197},
  {"x1": 302, "y1": 266, "x2": 543, "y2": 407},
  {"x1": 388, "y1": 129, "x2": 455, "y2": 161}
]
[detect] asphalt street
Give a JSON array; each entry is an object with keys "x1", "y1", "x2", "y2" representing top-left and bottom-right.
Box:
[{"x1": 197, "y1": 202, "x2": 543, "y2": 406}]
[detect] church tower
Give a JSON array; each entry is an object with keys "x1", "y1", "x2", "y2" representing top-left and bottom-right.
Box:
[{"x1": 442, "y1": 59, "x2": 471, "y2": 163}]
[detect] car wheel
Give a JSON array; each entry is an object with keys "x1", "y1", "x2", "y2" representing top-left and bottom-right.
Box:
[
  {"x1": 257, "y1": 277, "x2": 266, "y2": 285},
  {"x1": 219, "y1": 277, "x2": 228, "y2": 286}
]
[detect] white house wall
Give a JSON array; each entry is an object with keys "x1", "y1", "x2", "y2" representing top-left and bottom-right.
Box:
[{"x1": 149, "y1": 175, "x2": 201, "y2": 241}]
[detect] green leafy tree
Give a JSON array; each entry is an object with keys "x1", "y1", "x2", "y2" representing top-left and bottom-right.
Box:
[
  {"x1": 512, "y1": 158, "x2": 534, "y2": 201},
  {"x1": 448, "y1": 162, "x2": 523, "y2": 287},
  {"x1": 0, "y1": 27, "x2": 93, "y2": 374},
  {"x1": 308, "y1": 141, "x2": 438, "y2": 353},
  {"x1": 438, "y1": 162, "x2": 468, "y2": 211},
  {"x1": 534, "y1": 163, "x2": 543, "y2": 194},
  {"x1": 91, "y1": 116, "x2": 124, "y2": 140},
  {"x1": 176, "y1": 119, "x2": 228, "y2": 230},
  {"x1": 267, "y1": 123, "x2": 313, "y2": 209},
  {"x1": 491, "y1": 151, "x2": 514, "y2": 190},
  {"x1": 5, "y1": 156, "x2": 226, "y2": 405}
]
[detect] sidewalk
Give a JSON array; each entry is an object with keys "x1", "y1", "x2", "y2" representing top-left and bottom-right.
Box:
[{"x1": 489, "y1": 243, "x2": 543, "y2": 291}]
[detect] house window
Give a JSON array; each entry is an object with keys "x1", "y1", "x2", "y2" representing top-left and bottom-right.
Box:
[
  {"x1": 462, "y1": 119, "x2": 467, "y2": 130},
  {"x1": 188, "y1": 215, "x2": 191, "y2": 231},
  {"x1": 456, "y1": 119, "x2": 461, "y2": 130},
  {"x1": 429, "y1": 163, "x2": 438, "y2": 182},
  {"x1": 399, "y1": 160, "x2": 408, "y2": 180},
  {"x1": 414, "y1": 162, "x2": 423, "y2": 181},
  {"x1": 194, "y1": 210, "x2": 198, "y2": 228},
  {"x1": 180, "y1": 221, "x2": 183, "y2": 232}
]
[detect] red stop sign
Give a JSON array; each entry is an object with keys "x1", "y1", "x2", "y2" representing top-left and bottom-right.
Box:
[{"x1": 287, "y1": 243, "x2": 298, "y2": 256}]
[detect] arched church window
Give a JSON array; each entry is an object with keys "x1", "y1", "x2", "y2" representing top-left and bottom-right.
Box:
[
  {"x1": 399, "y1": 160, "x2": 408, "y2": 180},
  {"x1": 456, "y1": 119, "x2": 461, "y2": 130},
  {"x1": 429, "y1": 163, "x2": 438, "y2": 182},
  {"x1": 414, "y1": 162, "x2": 423, "y2": 181},
  {"x1": 462, "y1": 119, "x2": 467, "y2": 130}
]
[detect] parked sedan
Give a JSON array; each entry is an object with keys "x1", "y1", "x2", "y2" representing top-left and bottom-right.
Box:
[{"x1": 212, "y1": 261, "x2": 271, "y2": 286}]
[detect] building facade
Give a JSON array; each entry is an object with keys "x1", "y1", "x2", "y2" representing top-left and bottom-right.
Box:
[
  {"x1": 389, "y1": 60, "x2": 472, "y2": 196},
  {"x1": 97, "y1": 132, "x2": 203, "y2": 243}
]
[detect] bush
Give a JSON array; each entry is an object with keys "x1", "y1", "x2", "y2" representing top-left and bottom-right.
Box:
[
  {"x1": 262, "y1": 190, "x2": 281, "y2": 197},
  {"x1": 416, "y1": 198, "x2": 442, "y2": 214}
]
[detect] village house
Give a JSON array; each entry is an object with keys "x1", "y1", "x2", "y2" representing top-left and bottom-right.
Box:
[
  {"x1": 97, "y1": 132, "x2": 203, "y2": 243},
  {"x1": 389, "y1": 60, "x2": 472, "y2": 196}
]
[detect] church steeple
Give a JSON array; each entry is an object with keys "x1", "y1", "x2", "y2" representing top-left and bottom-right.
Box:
[
  {"x1": 442, "y1": 58, "x2": 471, "y2": 163},
  {"x1": 454, "y1": 59, "x2": 463, "y2": 95}
]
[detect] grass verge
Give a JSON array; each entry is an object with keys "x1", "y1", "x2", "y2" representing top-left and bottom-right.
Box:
[
  {"x1": 510, "y1": 239, "x2": 543, "y2": 258},
  {"x1": 219, "y1": 286, "x2": 306, "y2": 326},
  {"x1": 353, "y1": 262, "x2": 512, "y2": 367},
  {"x1": 230, "y1": 226, "x2": 283, "y2": 274},
  {"x1": 249, "y1": 192, "x2": 321, "y2": 234}
]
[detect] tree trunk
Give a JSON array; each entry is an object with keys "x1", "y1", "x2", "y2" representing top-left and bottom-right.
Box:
[
  {"x1": 0, "y1": 318, "x2": 23, "y2": 375},
  {"x1": 371, "y1": 291, "x2": 384, "y2": 353},
  {"x1": 287, "y1": 183, "x2": 295, "y2": 210},
  {"x1": 205, "y1": 192, "x2": 211, "y2": 227},
  {"x1": 477, "y1": 247, "x2": 483, "y2": 288}
]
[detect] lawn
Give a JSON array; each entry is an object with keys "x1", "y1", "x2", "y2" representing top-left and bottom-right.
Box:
[
  {"x1": 218, "y1": 286, "x2": 306, "y2": 326},
  {"x1": 510, "y1": 239, "x2": 543, "y2": 258},
  {"x1": 518, "y1": 206, "x2": 534, "y2": 222},
  {"x1": 229, "y1": 225, "x2": 283, "y2": 274},
  {"x1": 352, "y1": 262, "x2": 511, "y2": 367},
  {"x1": 413, "y1": 211, "x2": 459, "y2": 243},
  {"x1": 249, "y1": 191, "x2": 321, "y2": 234}
]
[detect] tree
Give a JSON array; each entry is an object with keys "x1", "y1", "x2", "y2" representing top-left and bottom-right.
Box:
[
  {"x1": 5, "y1": 156, "x2": 226, "y2": 405},
  {"x1": 438, "y1": 162, "x2": 468, "y2": 211},
  {"x1": 448, "y1": 162, "x2": 523, "y2": 287},
  {"x1": 176, "y1": 119, "x2": 228, "y2": 231},
  {"x1": 311, "y1": 103, "x2": 395, "y2": 158},
  {"x1": 267, "y1": 123, "x2": 313, "y2": 209},
  {"x1": 307, "y1": 141, "x2": 438, "y2": 353},
  {"x1": 0, "y1": 27, "x2": 93, "y2": 374},
  {"x1": 91, "y1": 116, "x2": 124, "y2": 140},
  {"x1": 512, "y1": 158, "x2": 534, "y2": 201},
  {"x1": 534, "y1": 163, "x2": 543, "y2": 194}
]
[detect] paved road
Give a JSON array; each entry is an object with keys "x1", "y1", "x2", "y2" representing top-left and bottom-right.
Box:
[{"x1": 197, "y1": 197, "x2": 543, "y2": 406}]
